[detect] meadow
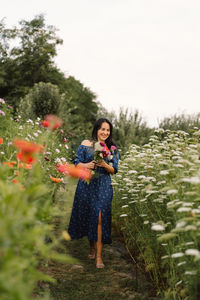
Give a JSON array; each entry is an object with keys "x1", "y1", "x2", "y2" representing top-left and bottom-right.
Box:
[
  {"x1": 0, "y1": 97, "x2": 200, "y2": 299},
  {"x1": 0, "y1": 99, "x2": 76, "y2": 300},
  {"x1": 112, "y1": 128, "x2": 200, "y2": 299}
]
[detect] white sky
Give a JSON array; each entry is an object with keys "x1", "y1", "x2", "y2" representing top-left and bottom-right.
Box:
[{"x1": 1, "y1": 0, "x2": 200, "y2": 127}]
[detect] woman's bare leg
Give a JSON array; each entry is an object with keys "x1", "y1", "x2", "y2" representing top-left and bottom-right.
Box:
[
  {"x1": 88, "y1": 241, "x2": 95, "y2": 259},
  {"x1": 96, "y1": 211, "x2": 104, "y2": 268}
]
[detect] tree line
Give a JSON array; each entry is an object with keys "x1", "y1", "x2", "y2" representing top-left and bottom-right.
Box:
[{"x1": 0, "y1": 15, "x2": 199, "y2": 152}]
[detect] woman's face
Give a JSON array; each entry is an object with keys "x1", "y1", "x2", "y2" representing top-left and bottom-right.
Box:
[{"x1": 97, "y1": 122, "x2": 110, "y2": 142}]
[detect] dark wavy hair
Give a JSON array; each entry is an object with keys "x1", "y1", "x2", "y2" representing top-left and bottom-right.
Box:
[{"x1": 91, "y1": 118, "x2": 116, "y2": 149}]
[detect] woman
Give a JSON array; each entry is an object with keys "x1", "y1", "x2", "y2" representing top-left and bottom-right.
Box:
[{"x1": 68, "y1": 118, "x2": 119, "y2": 268}]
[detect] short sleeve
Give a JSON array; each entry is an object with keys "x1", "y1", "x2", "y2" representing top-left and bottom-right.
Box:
[
  {"x1": 74, "y1": 145, "x2": 85, "y2": 165},
  {"x1": 112, "y1": 150, "x2": 119, "y2": 174}
]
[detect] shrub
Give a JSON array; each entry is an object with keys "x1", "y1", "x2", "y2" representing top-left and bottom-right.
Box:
[{"x1": 18, "y1": 82, "x2": 63, "y2": 120}]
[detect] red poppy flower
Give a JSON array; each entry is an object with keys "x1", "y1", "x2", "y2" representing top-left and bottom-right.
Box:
[
  {"x1": 50, "y1": 176, "x2": 62, "y2": 183},
  {"x1": 13, "y1": 139, "x2": 43, "y2": 164},
  {"x1": 41, "y1": 115, "x2": 62, "y2": 130},
  {"x1": 17, "y1": 151, "x2": 36, "y2": 164},
  {"x1": 13, "y1": 140, "x2": 43, "y2": 153},
  {"x1": 3, "y1": 161, "x2": 17, "y2": 168},
  {"x1": 14, "y1": 170, "x2": 20, "y2": 176},
  {"x1": 0, "y1": 138, "x2": 3, "y2": 144},
  {"x1": 57, "y1": 163, "x2": 92, "y2": 181},
  {"x1": 12, "y1": 179, "x2": 18, "y2": 184},
  {"x1": 24, "y1": 163, "x2": 32, "y2": 169}
]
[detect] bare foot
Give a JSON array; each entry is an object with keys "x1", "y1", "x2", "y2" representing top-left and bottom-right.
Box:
[
  {"x1": 96, "y1": 256, "x2": 105, "y2": 268},
  {"x1": 88, "y1": 247, "x2": 95, "y2": 259}
]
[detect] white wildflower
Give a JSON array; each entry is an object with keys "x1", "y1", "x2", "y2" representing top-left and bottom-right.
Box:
[
  {"x1": 185, "y1": 270, "x2": 197, "y2": 275},
  {"x1": 167, "y1": 189, "x2": 178, "y2": 195},
  {"x1": 128, "y1": 170, "x2": 138, "y2": 174},
  {"x1": 177, "y1": 207, "x2": 191, "y2": 213},
  {"x1": 191, "y1": 209, "x2": 200, "y2": 214},
  {"x1": 182, "y1": 202, "x2": 194, "y2": 207},
  {"x1": 56, "y1": 149, "x2": 60, "y2": 153},
  {"x1": 161, "y1": 255, "x2": 169, "y2": 259},
  {"x1": 140, "y1": 198, "x2": 147, "y2": 202},
  {"x1": 185, "y1": 225, "x2": 197, "y2": 231},
  {"x1": 174, "y1": 164, "x2": 184, "y2": 168},
  {"x1": 171, "y1": 252, "x2": 184, "y2": 258},
  {"x1": 185, "y1": 242, "x2": 194, "y2": 245},
  {"x1": 65, "y1": 144, "x2": 69, "y2": 149},
  {"x1": 0, "y1": 98, "x2": 5, "y2": 104},
  {"x1": 27, "y1": 119, "x2": 34, "y2": 124},
  {"x1": 55, "y1": 158, "x2": 61, "y2": 164},
  {"x1": 175, "y1": 280, "x2": 182, "y2": 287},
  {"x1": 185, "y1": 249, "x2": 200, "y2": 257},
  {"x1": 61, "y1": 157, "x2": 66, "y2": 162},
  {"x1": 129, "y1": 200, "x2": 137, "y2": 204},
  {"x1": 151, "y1": 224, "x2": 165, "y2": 231},
  {"x1": 144, "y1": 221, "x2": 149, "y2": 225},
  {"x1": 122, "y1": 205, "x2": 128, "y2": 208},
  {"x1": 120, "y1": 214, "x2": 128, "y2": 217},
  {"x1": 177, "y1": 261, "x2": 186, "y2": 267},
  {"x1": 157, "y1": 180, "x2": 166, "y2": 185},
  {"x1": 160, "y1": 170, "x2": 169, "y2": 175},
  {"x1": 33, "y1": 132, "x2": 38, "y2": 137},
  {"x1": 176, "y1": 221, "x2": 186, "y2": 229}
]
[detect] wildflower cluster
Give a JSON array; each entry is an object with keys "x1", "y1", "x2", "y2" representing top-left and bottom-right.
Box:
[
  {"x1": 0, "y1": 100, "x2": 78, "y2": 300},
  {"x1": 112, "y1": 128, "x2": 200, "y2": 298}
]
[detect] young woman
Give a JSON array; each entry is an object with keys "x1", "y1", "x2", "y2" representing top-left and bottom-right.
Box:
[{"x1": 68, "y1": 118, "x2": 119, "y2": 268}]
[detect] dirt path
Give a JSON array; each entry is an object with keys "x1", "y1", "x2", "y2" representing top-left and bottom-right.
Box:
[
  {"x1": 38, "y1": 231, "x2": 157, "y2": 300},
  {"x1": 36, "y1": 181, "x2": 157, "y2": 300}
]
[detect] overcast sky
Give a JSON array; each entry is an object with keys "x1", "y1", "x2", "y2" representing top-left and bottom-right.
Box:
[{"x1": 1, "y1": 0, "x2": 200, "y2": 127}]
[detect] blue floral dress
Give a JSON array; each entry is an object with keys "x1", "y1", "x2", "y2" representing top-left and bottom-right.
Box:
[{"x1": 68, "y1": 144, "x2": 119, "y2": 244}]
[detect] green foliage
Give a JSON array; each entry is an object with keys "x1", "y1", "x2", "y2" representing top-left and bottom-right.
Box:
[
  {"x1": 98, "y1": 106, "x2": 153, "y2": 152},
  {"x1": 0, "y1": 100, "x2": 76, "y2": 300},
  {"x1": 113, "y1": 108, "x2": 153, "y2": 151},
  {"x1": 0, "y1": 15, "x2": 65, "y2": 109},
  {"x1": 113, "y1": 128, "x2": 200, "y2": 299},
  {"x1": 159, "y1": 112, "x2": 200, "y2": 132},
  {"x1": 18, "y1": 82, "x2": 63, "y2": 119},
  {"x1": 58, "y1": 76, "x2": 98, "y2": 148}
]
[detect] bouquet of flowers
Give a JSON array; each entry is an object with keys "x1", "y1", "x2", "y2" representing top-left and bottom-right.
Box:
[
  {"x1": 91, "y1": 142, "x2": 117, "y2": 178},
  {"x1": 94, "y1": 141, "x2": 116, "y2": 163}
]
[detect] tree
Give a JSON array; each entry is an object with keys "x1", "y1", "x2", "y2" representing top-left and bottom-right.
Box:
[
  {"x1": 158, "y1": 113, "x2": 200, "y2": 132},
  {"x1": 58, "y1": 76, "x2": 98, "y2": 146},
  {"x1": 0, "y1": 15, "x2": 65, "y2": 108},
  {"x1": 112, "y1": 108, "x2": 153, "y2": 151}
]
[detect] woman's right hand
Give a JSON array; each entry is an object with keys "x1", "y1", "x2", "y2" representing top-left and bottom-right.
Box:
[{"x1": 84, "y1": 160, "x2": 95, "y2": 170}]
